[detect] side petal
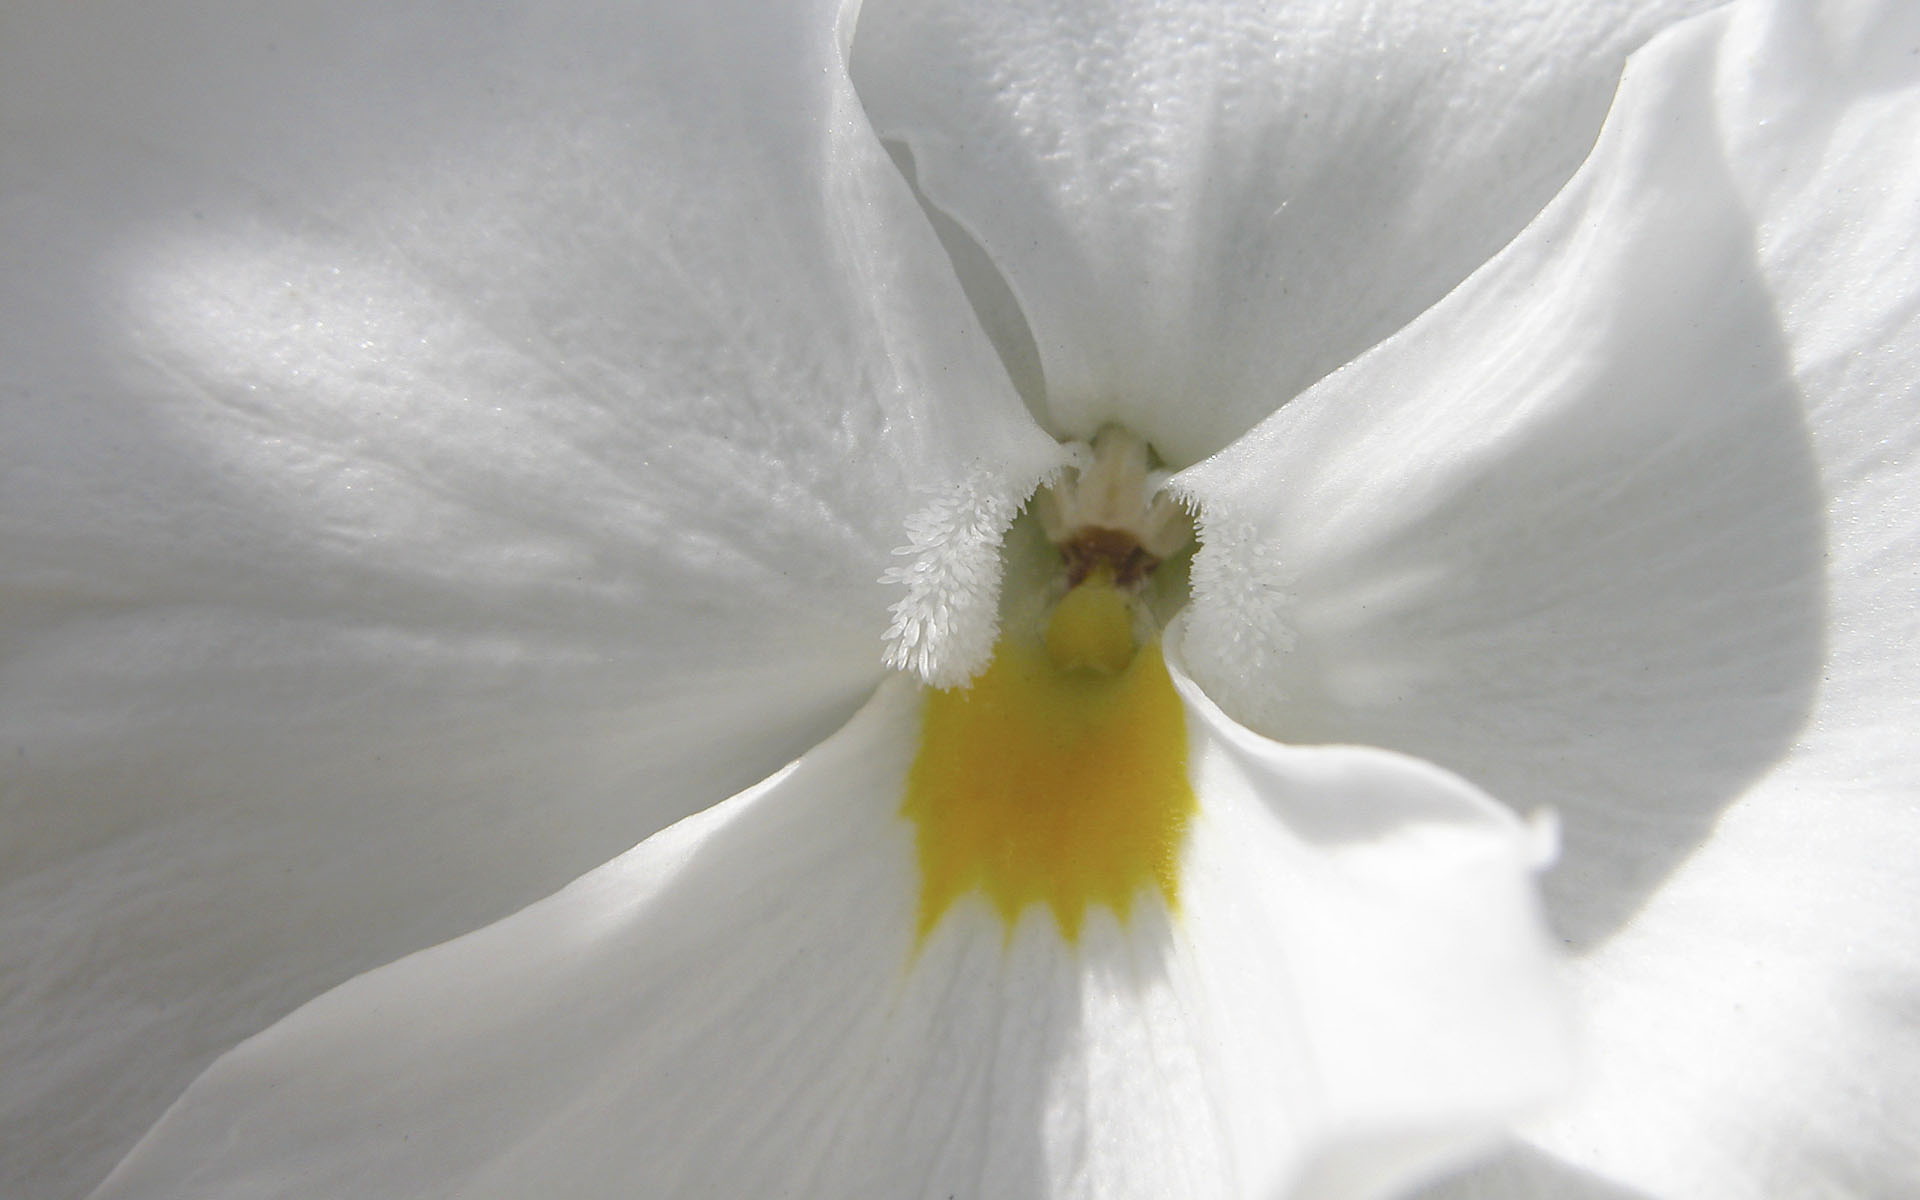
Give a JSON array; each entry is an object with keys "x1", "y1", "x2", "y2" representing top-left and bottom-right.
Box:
[
  {"x1": 852, "y1": 0, "x2": 1716, "y2": 463},
  {"x1": 93, "y1": 645, "x2": 1564, "y2": 1200},
  {"x1": 1179, "y1": 0, "x2": 1920, "y2": 1192},
  {"x1": 0, "y1": 0, "x2": 1056, "y2": 1192}
]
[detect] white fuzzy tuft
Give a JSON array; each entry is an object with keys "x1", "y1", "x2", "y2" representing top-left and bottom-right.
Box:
[
  {"x1": 881, "y1": 472, "x2": 1030, "y2": 688},
  {"x1": 1176, "y1": 504, "x2": 1298, "y2": 732}
]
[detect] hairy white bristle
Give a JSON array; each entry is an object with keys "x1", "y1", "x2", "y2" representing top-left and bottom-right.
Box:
[
  {"x1": 1175, "y1": 504, "x2": 1297, "y2": 731},
  {"x1": 881, "y1": 472, "x2": 1030, "y2": 688}
]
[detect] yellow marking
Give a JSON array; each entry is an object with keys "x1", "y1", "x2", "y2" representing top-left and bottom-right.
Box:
[{"x1": 904, "y1": 574, "x2": 1196, "y2": 943}]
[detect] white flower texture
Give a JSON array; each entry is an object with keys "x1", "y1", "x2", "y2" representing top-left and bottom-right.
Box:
[{"x1": 1, "y1": 0, "x2": 1916, "y2": 1197}]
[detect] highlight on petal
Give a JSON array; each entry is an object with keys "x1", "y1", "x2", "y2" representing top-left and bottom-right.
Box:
[
  {"x1": 96, "y1": 636, "x2": 1565, "y2": 1200},
  {"x1": 1175, "y1": 0, "x2": 1920, "y2": 1192},
  {"x1": 0, "y1": 0, "x2": 1057, "y2": 1191},
  {"x1": 853, "y1": 0, "x2": 1718, "y2": 463}
]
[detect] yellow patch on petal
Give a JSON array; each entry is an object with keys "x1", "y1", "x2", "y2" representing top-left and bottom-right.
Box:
[{"x1": 904, "y1": 574, "x2": 1196, "y2": 943}]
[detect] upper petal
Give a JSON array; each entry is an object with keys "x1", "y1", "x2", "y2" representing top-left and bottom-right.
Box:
[
  {"x1": 93, "y1": 638, "x2": 1562, "y2": 1200},
  {"x1": 852, "y1": 0, "x2": 1715, "y2": 463},
  {"x1": 1177, "y1": 0, "x2": 1920, "y2": 1191},
  {"x1": 0, "y1": 0, "x2": 1054, "y2": 1192}
]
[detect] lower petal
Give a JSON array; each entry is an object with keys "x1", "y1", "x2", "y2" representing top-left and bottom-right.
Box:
[{"x1": 97, "y1": 642, "x2": 1563, "y2": 1199}]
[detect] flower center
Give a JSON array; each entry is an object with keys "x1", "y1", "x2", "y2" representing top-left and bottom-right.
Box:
[{"x1": 903, "y1": 428, "x2": 1197, "y2": 943}]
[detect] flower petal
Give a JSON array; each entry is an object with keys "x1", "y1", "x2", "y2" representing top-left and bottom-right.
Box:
[
  {"x1": 0, "y1": 0, "x2": 1055, "y2": 1191},
  {"x1": 1177, "y1": 0, "x2": 1920, "y2": 1190},
  {"x1": 852, "y1": 0, "x2": 1716, "y2": 463},
  {"x1": 95, "y1": 644, "x2": 1563, "y2": 1200}
]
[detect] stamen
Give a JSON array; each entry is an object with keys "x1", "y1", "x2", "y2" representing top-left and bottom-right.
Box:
[{"x1": 1036, "y1": 426, "x2": 1194, "y2": 585}]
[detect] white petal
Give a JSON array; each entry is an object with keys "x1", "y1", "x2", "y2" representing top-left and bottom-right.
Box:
[
  {"x1": 95, "y1": 642, "x2": 1563, "y2": 1200},
  {"x1": 852, "y1": 0, "x2": 1716, "y2": 464},
  {"x1": 1178, "y1": 0, "x2": 1920, "y2": 1191},
  {"x1": 0, "y1": 1, "x2": 1056, "y2": 1191}
]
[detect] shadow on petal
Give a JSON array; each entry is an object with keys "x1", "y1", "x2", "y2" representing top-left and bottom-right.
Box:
[
  {"x1": 1292, "y1": 268, "x2": 1822, "y2": 950},
  {"x1": 1419, "y1": 1140, "x2": 1658, "y2": 1200},
  {"x1": 1177, "y1": 18, "x2": 1826, "y2": 950}
]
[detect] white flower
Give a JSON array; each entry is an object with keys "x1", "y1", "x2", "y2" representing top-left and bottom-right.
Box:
[{"x1": 1, "y1": 0, "x2": 1915, "y2": 1196}]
